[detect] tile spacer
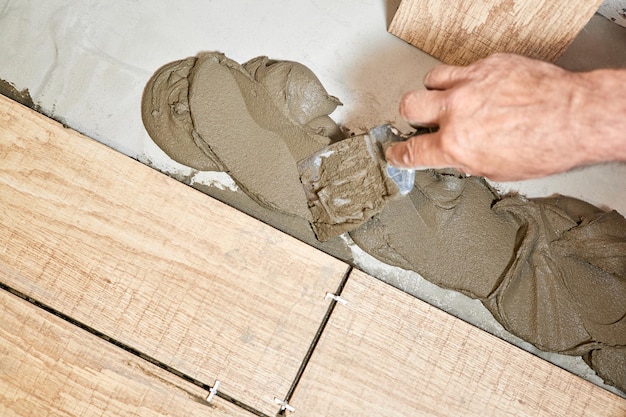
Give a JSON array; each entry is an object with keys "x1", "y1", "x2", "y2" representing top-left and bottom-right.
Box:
[
  {"x1": 206, "y1": 380, "x2": 220, "y2": 403},
  {"x1": 274, "y1": 397, "x2": 295, "y2": 413},
  {"x1": 325, "y1": 292, "x2": 347, "y2": 305}
]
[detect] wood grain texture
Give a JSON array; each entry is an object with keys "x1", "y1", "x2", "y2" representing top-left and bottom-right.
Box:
[
  {"x1": 0, "y1": 95, "x2": 349, "y2": 415},
  {"x1": 0, "y1": 290, "x2": 254, "y2": 417},
  {"x1": 388, "y1": 0, "x2": 604, "y2": 65},
  {"x1": 290, "y1": 269, "x2": 626, "y2": 416}
]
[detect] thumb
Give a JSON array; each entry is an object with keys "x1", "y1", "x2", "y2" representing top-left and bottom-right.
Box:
[{"x1": 385, "y1": 132, "x2": 448, "y2": 169}]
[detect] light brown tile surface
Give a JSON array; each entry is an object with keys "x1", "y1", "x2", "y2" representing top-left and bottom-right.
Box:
[
  {"x1": 0, "y1": 95, "x2": 348, "y2": 415},
  {"x1": 389, "y1": 0, "x2": 603, "y2": 65},
  {"x1": 290, "y1": 269, "x2": 626, "y2": 416},
  {"x1": 0, "y1": 290, "x2": 255, "y2": 417}
]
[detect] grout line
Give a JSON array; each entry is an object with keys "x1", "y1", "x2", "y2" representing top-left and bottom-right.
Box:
[
  {"x1": 0, "y1": 280, "x2": 271, "y2": 417},
  {"x1": 277, "y1": 265, "x2": 353, "y2": 415}
]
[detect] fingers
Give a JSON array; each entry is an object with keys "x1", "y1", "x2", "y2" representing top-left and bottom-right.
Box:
[
  {"x1": 423, "y1": 63, "x2": 467, "y2": 90},
  {"x1": 424, "y1": 53, "x2": 526, "y2": 89},
  {"x1": 401, "y1": 61, "x2": 473, "y2": 126},
  {"x1": 385, "y1": 131, "x2": 450, "y2": 169},
  {"x1": 399, "y1": 89, "x2": 448, "y2": 127},
  {"x1": 391, "y1": 61, "x2": 477, "y2": 170}
]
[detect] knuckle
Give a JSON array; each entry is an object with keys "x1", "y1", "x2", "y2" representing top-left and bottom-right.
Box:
[{"x1": 438, "y1": 128, "x2": 472, "y2": 167}]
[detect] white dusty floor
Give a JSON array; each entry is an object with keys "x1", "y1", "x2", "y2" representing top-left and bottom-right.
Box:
[{"x1": 1, "y1": 0, "x2": 625, "y2": 396}]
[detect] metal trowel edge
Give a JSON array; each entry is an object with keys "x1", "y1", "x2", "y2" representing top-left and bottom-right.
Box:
[{"x1": 297, "y1": 124, "x2": 428, "y2": 241}]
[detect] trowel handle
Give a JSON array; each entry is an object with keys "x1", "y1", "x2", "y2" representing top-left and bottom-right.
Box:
[
  {"x1": 368, "y1": 124, "x2": 431, "y2": 195},
  {"x1": 369, "y1": 124, "x2": 433, "y2": 165}
]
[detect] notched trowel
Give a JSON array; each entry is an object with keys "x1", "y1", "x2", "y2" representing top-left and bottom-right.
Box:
[{"x1": 298, "y1": 124, "x2": 428, "y2": 241}]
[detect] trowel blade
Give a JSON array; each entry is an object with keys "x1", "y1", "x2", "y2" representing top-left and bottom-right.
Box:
[{"x1": 297, "y1": 124, "x2": 419, "y2": 241}]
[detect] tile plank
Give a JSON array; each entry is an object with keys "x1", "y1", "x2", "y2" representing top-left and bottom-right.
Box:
[
  {"x1": 389, "y1": 0, "x2": 603, "y2": 65},
  {"x1": 0, "y1": 95, "x2": 349, "y2": 415},
  {"x1": 290, "y1": 269, "x2": 626, "y2": 416},
  {"x1": 0, "y1": 289, "x2": 254, "y2": 417}
]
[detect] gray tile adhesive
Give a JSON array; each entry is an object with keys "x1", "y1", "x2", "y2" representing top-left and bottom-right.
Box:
[{"x1": 142, "y1": 51, "x2": 626, "y2": 393}]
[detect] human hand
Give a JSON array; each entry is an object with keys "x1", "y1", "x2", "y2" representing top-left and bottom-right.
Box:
[{"x1": 385, "y1": 53, "x2": 626, "y2": 181}]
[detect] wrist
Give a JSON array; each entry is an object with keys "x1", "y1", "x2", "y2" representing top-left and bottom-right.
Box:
[{"x1": 574, "y1": 69, "x2": 626, "y2": 165}]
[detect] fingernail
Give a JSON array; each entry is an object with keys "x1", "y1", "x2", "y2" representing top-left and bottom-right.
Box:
[
  {"x1": 398, "y1": 92, "x2": 413, "y2": 119},
  {"x1": 385, "y1": 144, "x2": 396, "y2": 164},
  {"x1": 385, "y1": 143, "x2": 405, "y2": 167},
  {"x1": 423, "y1": 72, "x2": 432, "y2": 88}
]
